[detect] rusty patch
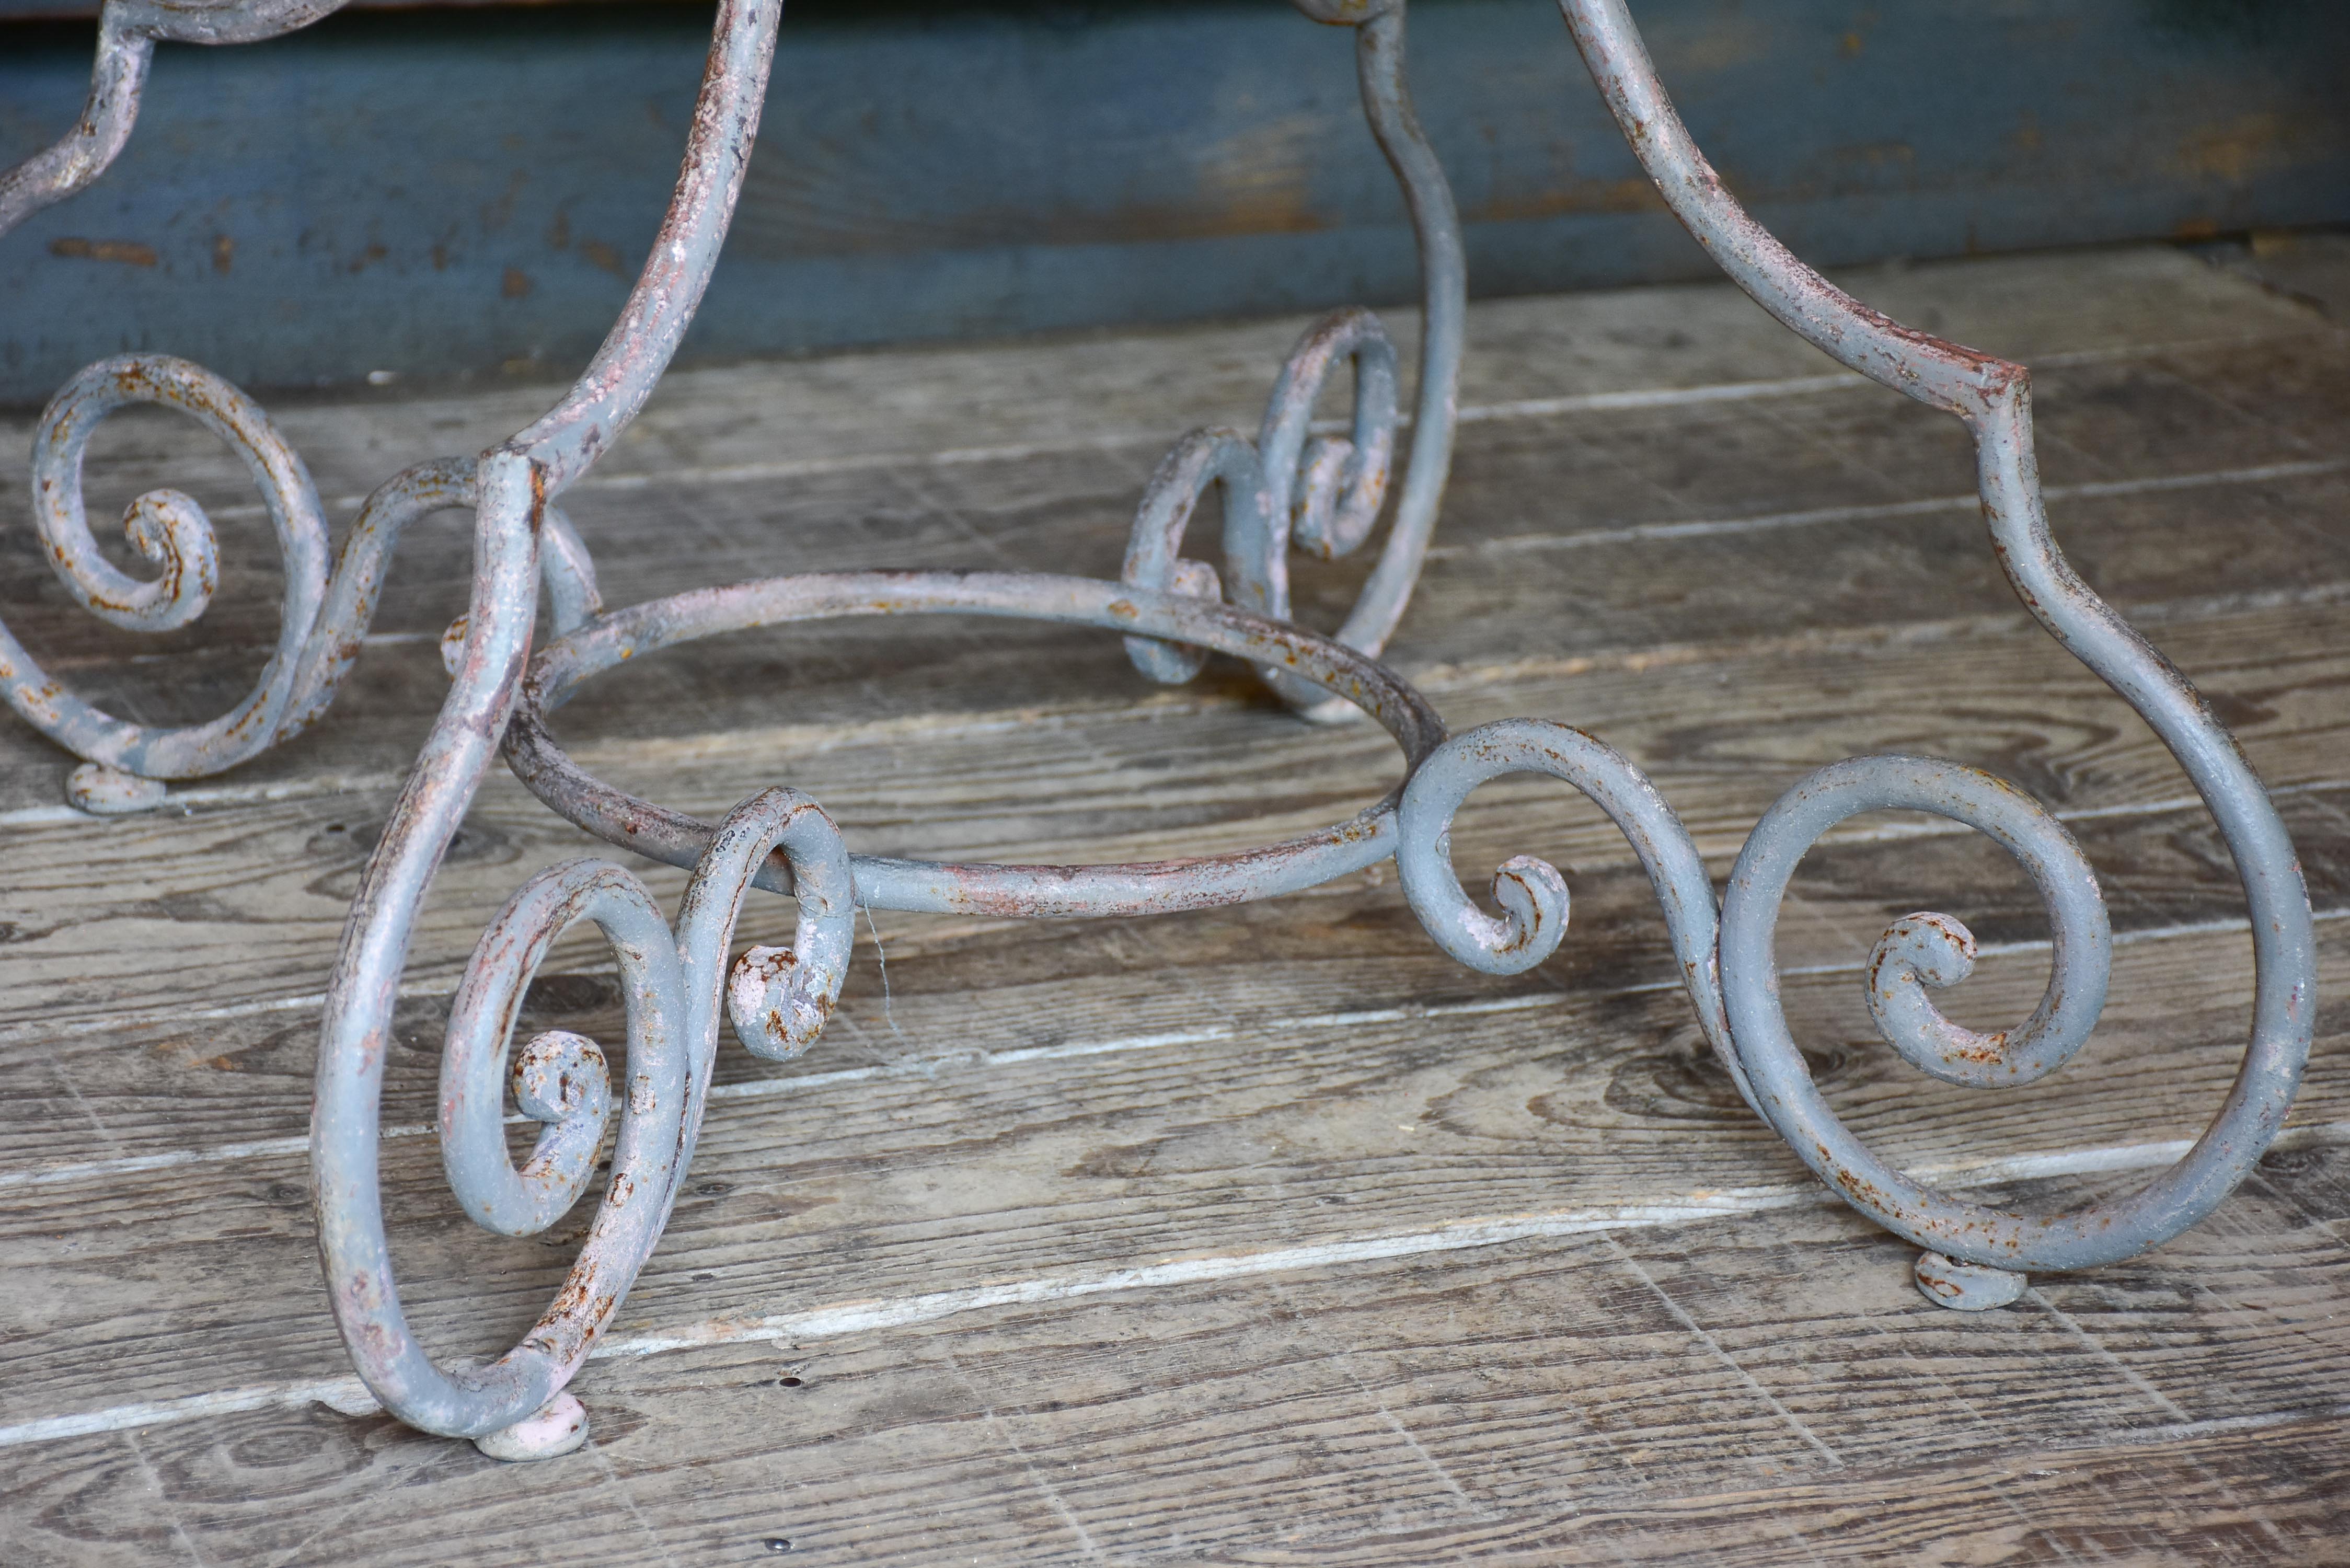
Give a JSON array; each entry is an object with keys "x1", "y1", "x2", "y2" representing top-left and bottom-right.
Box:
[{"x1": 49, "y1": 236, "x2": 156, "y2": 266}]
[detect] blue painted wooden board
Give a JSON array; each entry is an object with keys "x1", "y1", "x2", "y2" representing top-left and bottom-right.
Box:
[{"x1": 1, "y1": 0, "x2": 2344, "y2": 403}]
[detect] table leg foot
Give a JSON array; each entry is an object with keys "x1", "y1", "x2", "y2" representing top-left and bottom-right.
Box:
[
  {"x1": 1914, "y1": 1251, "x2": 2026, "y2": 1311},
  {"x1": 474, "y1": 1393, "x2": 589, "y2": 1462},
  {"x1": 66, "y1": 762, "x2": 167, "y2": 815}
]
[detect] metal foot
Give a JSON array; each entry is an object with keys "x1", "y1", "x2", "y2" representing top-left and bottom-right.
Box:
[
  {"x1": 1914, "y1": 1251, "x2": 2026, "y2": 1311},
  {"x1": 474, "y1": 1392, "x2": 589, "y2": 1462},
  {"x1": 65, "y1": 763, "x2": 166, "y2": 815}
]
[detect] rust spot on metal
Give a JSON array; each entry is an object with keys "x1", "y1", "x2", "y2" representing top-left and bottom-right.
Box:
[{"x1": 49, "y1": 236, "x2": 156, "y2": 266}]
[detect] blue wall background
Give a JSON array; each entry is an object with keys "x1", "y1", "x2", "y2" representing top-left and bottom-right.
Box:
[{"x1": 1, "y1": 0, "x2": 2344, "y2": 403}]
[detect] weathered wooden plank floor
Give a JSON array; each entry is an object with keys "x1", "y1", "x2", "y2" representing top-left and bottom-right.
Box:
[{"x1": 2, "y1": 242, "x2": 2346, "y2": 1564}]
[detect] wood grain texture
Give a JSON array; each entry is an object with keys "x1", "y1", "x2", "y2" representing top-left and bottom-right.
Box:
[
  {"x1": 5, "y1": 910, "x2": 2346, "y2": 1438},
  {"x1": 6, "y1": 737, "x2": 2349, "y2": 1166},
  {"x1": 6, "y1": 1151, "x2": 2348, "y2": 1565},
  {"x1": 0, "y1": 246, "x2": 2343, "y2": 1560}
]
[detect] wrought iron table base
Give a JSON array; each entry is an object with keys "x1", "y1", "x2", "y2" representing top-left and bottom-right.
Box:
[{"x1": 0, "y1": 0, "x2": 2314, "y2": 1462}]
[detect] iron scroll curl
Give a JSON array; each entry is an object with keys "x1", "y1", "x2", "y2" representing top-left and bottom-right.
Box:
[
  {"x1": 1548, "y1": 0, "x2": 2315, "y2": 1281},
  {"x1": 1122, "y1": 0, "x2": 1466, "y2": 723},
  {"x1": 0, "y1": 363, "x2": 602, "y2": 809}
]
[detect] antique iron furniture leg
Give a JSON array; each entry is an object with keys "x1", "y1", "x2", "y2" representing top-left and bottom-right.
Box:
[
  {"x1": 1571, "y1": 0, "x2": 2316, "y2": 1307},
  {"x1": 0, "y1": 0, "x2": 601, "y2": 815},
  {"x1": 296, "y1": 0, "x2": 1456, "y2": 1459},
  {"x1": 303, "y1": 0, "x2": 787, "y2": 1462},
  {"x1": 1139, "y1": 0, "x2": 1467, "y2": 722},
  {"x1": 0, "y1": 0, "x2": 1472, "y2": 1456},
  {"x1": 1399, "y1": 0, "x2": 2316, "y2": 1312}
]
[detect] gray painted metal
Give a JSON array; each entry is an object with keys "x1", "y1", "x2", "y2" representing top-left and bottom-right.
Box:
[
  {"x1": 1586, "y1": 0, "x2": 2312, "y2": 1284},
  {"x1": 508, "y1": 571, "x2": 1450, "y2": 918},
  {"x1": 1119, "y1": 1, "x2": 1464, "y2": 719},
  {"x1": 0, "y1": 370, "x2": 601, "y2": 785},
  {"x1": 0, "y1": 0, "x2": 2317, "y2": 1457},
  {"x1": 1, "y1": 0, "x2": 2344, "y2": 405}
]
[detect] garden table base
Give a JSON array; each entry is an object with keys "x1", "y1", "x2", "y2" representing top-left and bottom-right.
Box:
[{"x1": 0, "y1": 0, "x2": 2314, "y2": 1462}]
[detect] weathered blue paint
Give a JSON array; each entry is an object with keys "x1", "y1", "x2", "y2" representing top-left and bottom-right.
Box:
[{"x1": 1, "y1": 0, "x2": 2344, "y2": 401}]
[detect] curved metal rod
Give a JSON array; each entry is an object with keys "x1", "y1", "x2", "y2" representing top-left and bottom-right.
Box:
[
  {"x1": 1262, "y1": 309, "x2": 1399, "y2": 566},
  {"x1": 1395, "y1": 717, "x2": 1758, "y2": 1115},
  {"x1": 1324, "y1": 3, "x2": 1466, "y2": 676},
  {"x1": 0, "y1": 0, "x2": 353, "y2": 241},
  {"x1": 3, "y1": 2, "x2": 599, "y2": 809},
  {"x1": 505, "y1": 569, "x2": 1449, "y2": 919},
  {"x1": 332, "y1": 788, "x2": 850, "y2": 1451},
  {"x1": 1125, "y1": 0, "x2": 1465, "y2": 720},
  {"x1": 312, "y1": 0, "x2": 782, "y2": 1453},
  {"x1": 1121, "y1": 428, "x2": 1265, "y2": 686},
  {"x1": 1559, "y1": 0, "x2": 2315, "y2": 1277},
  {"x1": 4, "y1": 355, "x2": 327, "y2": 785},
  {"x1": 0, "y1": 17, "x2": 153, "y2": 240},
  {"x1": 0, "y1": 359, "x2": 600, "y2": 803}
]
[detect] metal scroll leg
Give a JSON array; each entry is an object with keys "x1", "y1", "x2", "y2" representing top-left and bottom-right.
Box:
[
  {"x1": 0, "y1": 368, "x2": 604, "y2": 817},
  {"x1": 319, "y1": 779, "x2": 853, "y2": 1461},
  {"x1": 312, "y1": 0, "x2": 787, "y2": 1447},
  {"x1": 0, "y1": 7, "x2": 603, "y2": 816},
  {"x1": 1556, "y1": 0, "x2": 2316, "y2": 1305},
  {"x1": 1122, "y1": 0, "x2": 1468, "y2": 720}
]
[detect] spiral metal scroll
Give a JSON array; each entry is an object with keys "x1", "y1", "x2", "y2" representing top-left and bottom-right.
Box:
[
  {"x1": 1395, "y1": 717, "x2": 1759, "y2": 1117},
  {"x1": 1396, "y1": 0, "x2": 2313, "y2": 1293},
  {"x1": 325, "y1": 786, "x2": 851, "y2": 1457},
  {"x1": 0, "y1": 354, "x2": 603, "y2": 810},
  {"x1": 1, "y1": 3, "x2": 604, "y2": 811},
  {"x1": 1123, "y1": 0, "x2": 1465, "y2": 722}
]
